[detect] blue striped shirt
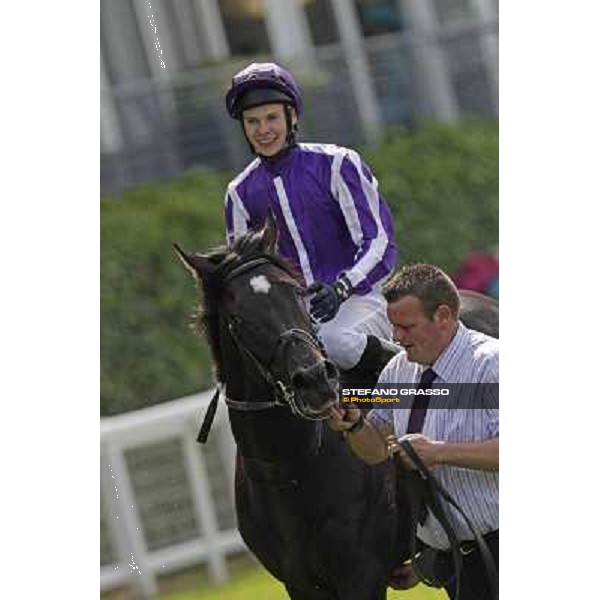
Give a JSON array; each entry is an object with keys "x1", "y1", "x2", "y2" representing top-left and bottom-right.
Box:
[{"x1": 370, "y1": 323, "x2": 499, "y2": 549}]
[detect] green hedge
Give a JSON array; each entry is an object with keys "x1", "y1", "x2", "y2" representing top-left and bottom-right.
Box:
[
  {"x1": 367, "y1": 121, "x2": 498, "y2": 271},
  {"x1": 101, "y1": 121, "x2": 498, "y2": 416}
]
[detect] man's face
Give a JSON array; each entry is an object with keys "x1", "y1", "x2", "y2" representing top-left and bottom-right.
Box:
[
  {"x1": 242, "y1": 103, "x2": 296, "y2": 157},
  {"x1": 387, "y1": 295, "x2": 455, "y2": 366}
]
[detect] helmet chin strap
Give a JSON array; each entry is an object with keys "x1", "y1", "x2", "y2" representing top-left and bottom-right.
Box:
[
  {"x1": 241, "y1": 103, "x2": 299, "y2": 159},
  {"x1": 284, "y1": 104, "x2": 298, "y2": 146}
]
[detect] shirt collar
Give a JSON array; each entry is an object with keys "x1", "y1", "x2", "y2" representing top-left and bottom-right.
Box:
[
  {"x1": 427, "y1": 322, "x2": 469, "y2": 383},
  {"x1": 260, "y1": 144, "x2": 298, "y2": 174}
]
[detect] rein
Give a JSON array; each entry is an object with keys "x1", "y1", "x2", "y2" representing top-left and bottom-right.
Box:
[
  {"x1": 196, "y1": 255, "x2": 327, "y2": 444},
  {"x1": 226, "y1": 324, "x2": 323, "y2": 414},
  {"x1": 397, "y1": 440, "x2": 499, "y2": 600}
]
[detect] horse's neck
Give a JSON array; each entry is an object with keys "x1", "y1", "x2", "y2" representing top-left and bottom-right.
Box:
[
  {"x1": 220, "y1": 339, "x2": 322, "y2": 465},
  {"x1": 229, "y1": 407, "x2": 320, "y2": 466}
]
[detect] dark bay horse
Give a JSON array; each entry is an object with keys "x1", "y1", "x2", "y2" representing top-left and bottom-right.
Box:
[
  {"x1": 175, "y1": 220, "x2": 400, "y2": 600},
  {"x1": 174, "y1": 219, "x2": 499, "y2": 599},
  {"x1": 459, "y1": 289, "x2": 499, "y2": 339}
]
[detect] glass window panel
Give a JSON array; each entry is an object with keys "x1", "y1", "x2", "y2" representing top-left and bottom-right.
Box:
[
  {"x1": 101, "y1": 0, "x2": 150, "y2": 85},
  {"x1": 433, "y1": 0, "x2": 476, "y2": 25},
  {"x1": 353, "y1": 0, "x2": 403, "y2": 37},
  {"x1": 172, "y1": 0, "x2": 208, "y2": 67},
  {"x1": 442, "y1": 29, "x2": 494, "y2": 116},
  {"x1": 218, "y1": 0, "x2": 271, "y2": 56},
  {"x1": 153, "y1": 0, "x2": 187, "y2": 71},
  {"x1": 302, "y1": 0, "x2": 339, "y2": 46}
]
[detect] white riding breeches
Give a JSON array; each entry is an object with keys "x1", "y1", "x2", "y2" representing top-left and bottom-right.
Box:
[{"x1": 312, "y1": 290, "x2": 392, "y2": 370}]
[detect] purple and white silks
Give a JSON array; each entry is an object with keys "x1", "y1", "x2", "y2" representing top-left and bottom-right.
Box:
[{"x1": 224, "y1": 143, "x2": 397, "y2": 295}]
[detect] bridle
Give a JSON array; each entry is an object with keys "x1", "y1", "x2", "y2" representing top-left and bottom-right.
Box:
[
  {"x1": 221, "y1": 256, "x2": 328, "y2": 419},
  {"x1": 226, "y1": 321, "x2": 325, "y2": 414},
  {"x1": 196, "y1": 255, "x2": 332, "y2": 444}
]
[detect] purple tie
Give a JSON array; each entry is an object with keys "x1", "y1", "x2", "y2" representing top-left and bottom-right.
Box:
[{"x1": 406, "y1": 368, "x2": 437, "y2": 434}]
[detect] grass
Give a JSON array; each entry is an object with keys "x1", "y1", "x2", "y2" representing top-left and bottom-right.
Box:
[{"x1": 154, "y1": 555, "x2": 446, "y2": 600}]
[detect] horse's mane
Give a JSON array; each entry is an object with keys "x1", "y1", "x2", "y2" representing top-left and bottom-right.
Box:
[{"x1": 193, "y1": 229, "x2": 301, "y2": 381}]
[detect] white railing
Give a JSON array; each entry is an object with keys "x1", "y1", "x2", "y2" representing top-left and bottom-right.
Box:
[{"x1": 100, "y1": 390, "x2": 246, "y2": 598}]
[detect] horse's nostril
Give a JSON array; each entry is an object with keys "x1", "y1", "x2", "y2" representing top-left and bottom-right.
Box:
[
  {"x1": 292, "y1": 370, "x2": 311, "y2": 389},
  {"x1": 293, "y1": 361, "x2": 338, "y2": 391},
  {"x1": 324, "y1": 360, "x2": 338, "y2": 380}
]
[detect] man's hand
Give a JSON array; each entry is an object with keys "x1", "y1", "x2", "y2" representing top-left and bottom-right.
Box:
[
  {"x1": 388, "y1": 562, "x2": 419, "y2": 590},
  {"x1": 387, "y1": 433, "x2": 444, "y2": 470},
  {"x1": 328, "y1": 406, "x2": 362, "y2": 432},
  {"x1": 308, "y1": 276, "x2": 352, "y2": 322},
  {"x1": 389, "y1": 434, "x2": 499, "y2": 472}
]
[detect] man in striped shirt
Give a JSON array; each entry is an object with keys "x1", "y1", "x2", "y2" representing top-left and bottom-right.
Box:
[
  {"x1": 224, "y1": 62, "x2": 397, "y2": 378},
  {"x1": 329, "y1": 264, "x2": 499, "y2": 600}
]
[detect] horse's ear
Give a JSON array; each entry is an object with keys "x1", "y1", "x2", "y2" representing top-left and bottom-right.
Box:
[
  {"x1": 262, "y1": 210, "x2": 278, "y2": 253},
  {"x1": 173, "y1": 243, "x2": 213, "y2": 279}
]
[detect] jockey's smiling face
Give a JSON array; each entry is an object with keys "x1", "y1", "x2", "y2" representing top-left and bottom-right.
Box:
[
  {"x1": 242, "y1": 103, "x2": 297, "y2": 157},
  {"x1": 387, "y1": 295, "x2": 457, "y2": 366}
]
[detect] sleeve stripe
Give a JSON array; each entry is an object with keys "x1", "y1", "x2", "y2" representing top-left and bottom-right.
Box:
[
  {"x1": 224, "y1": 158, "x2": 260, "y2": 245},
  {"x1": 331, "y1": 152, "x2": 363, "y2": 247},
  {"x1": 344, "y1": 149, "x2": 389, "y2": 288},
  {"x1": 226, "y1": 187, "x2": 250, "y2": 243}
]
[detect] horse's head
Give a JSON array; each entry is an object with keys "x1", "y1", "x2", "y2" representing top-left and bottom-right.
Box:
[{"x1": 174, "y1": 217, "x2": 338, "y2": 420}]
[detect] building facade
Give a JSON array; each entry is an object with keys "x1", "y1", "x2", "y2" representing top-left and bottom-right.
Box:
[{"x1": 101, "y1": 0, "x2": 498, "y2": 195}]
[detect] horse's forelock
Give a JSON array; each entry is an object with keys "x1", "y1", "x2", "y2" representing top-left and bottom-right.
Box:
[{"x1": 228, "y1": 230, "x2": 302, "y2": 284}]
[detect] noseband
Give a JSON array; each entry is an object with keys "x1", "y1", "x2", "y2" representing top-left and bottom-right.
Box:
[
  {"x1": 196, "y1": 255, "x2": 330, "y2": 444},
  {"x1": 221, "y1": 257, "x2": 327, "y2": 419}
]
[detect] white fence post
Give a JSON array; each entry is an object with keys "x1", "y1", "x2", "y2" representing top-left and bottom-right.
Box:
[
  {"x1": 101, "y1": 442, "x2": 159, "y2": 599},
  {"x1": 100, "y1": 392, "x2": 248, "y2": 595}
]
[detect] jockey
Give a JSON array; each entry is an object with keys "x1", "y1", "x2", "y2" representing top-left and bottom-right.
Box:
[{"x1": 224, "y1": 62, "x2": 398, "y2": 380}]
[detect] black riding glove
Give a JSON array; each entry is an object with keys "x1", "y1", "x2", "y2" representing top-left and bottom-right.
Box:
[{"x1": 308, "y1": 276, "x2": 353, "y2": 323}]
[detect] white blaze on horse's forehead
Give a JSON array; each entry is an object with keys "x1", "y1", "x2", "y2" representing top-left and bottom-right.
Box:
[{"x1": 249, "y1": 274, "x2": 271, "y2": 294}]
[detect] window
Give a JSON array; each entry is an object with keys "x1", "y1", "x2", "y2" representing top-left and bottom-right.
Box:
[
  {"x1": 303, "y1": 0, "x2": 339, "y2": 46},
  {"x1": 159, "y1": 0, "x2": 200, "y2": 70},
  {"x1": 101, "y1": 0, "x2": 150, "y2": 85},
  {"x1": 432, "y1": 0, "x2": 475, "y2": 25},
  {"x1": 353, "y1": 0, "x2": 403, "y2": 37},
  {"x1": 218, "y1": 0, "x2": 271, "y2": 55}
]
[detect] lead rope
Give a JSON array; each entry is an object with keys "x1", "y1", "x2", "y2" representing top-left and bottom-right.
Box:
[
  {"x1": 196, "y1": 386, "x2": 221, "y2": 444},
  {"x1": 400, "y1": 440, "x2": 499, "y2": 600}
]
